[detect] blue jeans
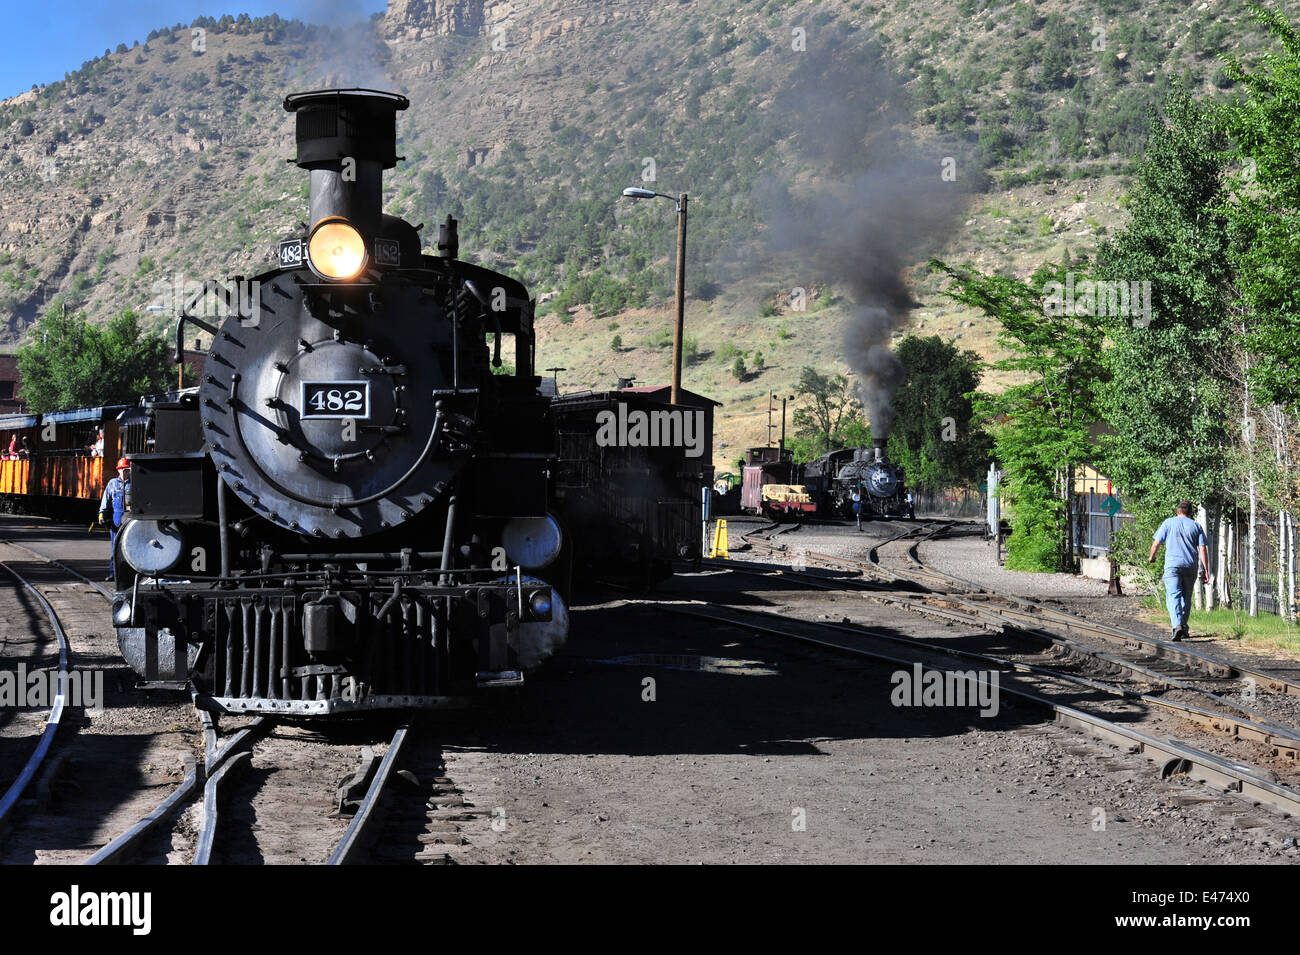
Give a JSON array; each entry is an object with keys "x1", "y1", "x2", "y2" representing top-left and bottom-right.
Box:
[
  {"x1": 1163, "y1": 565, "x2": 1197, "y2": 631},
  {"x1": 108, "y1": 524, "x2": 120, "y2": 578}
]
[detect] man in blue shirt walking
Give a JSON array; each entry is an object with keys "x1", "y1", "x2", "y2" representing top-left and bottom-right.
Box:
[{"x1": 1147, "y1": 500, "x2": 1210, "y2": 642}]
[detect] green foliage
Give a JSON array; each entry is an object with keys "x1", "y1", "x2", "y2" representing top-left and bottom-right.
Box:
[
  {"x1": 682, "y1": 336, "x2": 700, "y2": 365},
  {"x1": 1095, "y1": 88, "x2": 1235, "y2": 531},
  {"x1": 1221, "y1": 5, "x2": 1300, "y2": 411},
  {"x1": 17, "y1": 306, "x2": 174, "y2": 412},
  {"x1": 550, "y1": 267, "x2": 647, "y2": 318},
  {"x1": 934, "y1": 259, "x2": 1107, "y2": 572},
  {"x1": 791, "y1": 366, "x2": 862, "y2": 458},
  {"x1": 885, "y1": 335, "x2": 991, "y2": 492},
  {"x1": 610, "y1": 333, "x2": 622, "y2": 351},
  {"x1": 731, "y1": 355, "x2": 748, "y2": 380}
]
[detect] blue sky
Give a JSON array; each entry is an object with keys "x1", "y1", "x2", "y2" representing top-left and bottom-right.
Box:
[{"x1": 0, "y1": 0, "x2": 386, "y2": 100}]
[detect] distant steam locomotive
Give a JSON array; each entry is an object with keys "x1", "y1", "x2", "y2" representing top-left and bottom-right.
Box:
[
  {"x1": 802, "y1": 439, "x2": 914, "y2": 520},
  {"x1": 739, "y1": 439, "x2": 913, "y2": 522}
]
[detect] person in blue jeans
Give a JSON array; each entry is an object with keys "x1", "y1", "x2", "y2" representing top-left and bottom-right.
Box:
[
  {"x1": 1147, "y1": 500, "x2": 1210, "y2": 642},
  {"x1": 98, "y1": 457, "x2": 129, "y2": 582}
]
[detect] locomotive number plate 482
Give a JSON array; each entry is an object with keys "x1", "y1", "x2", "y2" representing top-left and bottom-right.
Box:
[{"x1": 300, "y1": 381, "x2": 370, "y2": 419}]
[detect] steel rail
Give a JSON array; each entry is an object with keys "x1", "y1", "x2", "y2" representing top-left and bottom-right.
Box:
[
  {"x1": 721, "y1": 555, "x2": 1300, "y2": 742},
  {"x1": 0, "y1": 538, "x2": 113, "y2": 600},
  {"x1": 192, "y1": 749, "x2": 251, "y2": 865},
  {"x1": 0, "y1": 559, "x2": 73, "y2": 832},
  {"x1": 890, "y1": 526, "x2": 1300, "y2": 696},
  {"x1": 664, "y1": 603, "x2": 1300, "y2": 817},
  {"x1": 328, "y1": 724, "x2": 410, "y2": 865},
  {"x1": 747, "y1": 518, "x2": 1300, "y2": 696},
  {"x1": 83, "y1": 756, "x2": 200, "y2": 865},
  {"x1": 669, "y1": 602, "x2": 1300, "y2": 753}
]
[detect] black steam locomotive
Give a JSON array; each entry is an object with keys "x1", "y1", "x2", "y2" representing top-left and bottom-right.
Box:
[
  {"x1": 112, "y1": 89, "x2": 569, "y2": 714},
  {"x1": 803, "y1": 439, "x2": 914, "y2": 520}
]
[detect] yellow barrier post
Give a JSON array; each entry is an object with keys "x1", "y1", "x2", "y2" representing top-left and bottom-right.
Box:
[{"x1": 710, "y1": 520, "x2": 729, "y2": 559}]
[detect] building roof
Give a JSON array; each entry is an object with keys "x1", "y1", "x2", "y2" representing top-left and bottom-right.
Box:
[{"x1": 617, "y1": 385, "x2": 722, "y2": 407}]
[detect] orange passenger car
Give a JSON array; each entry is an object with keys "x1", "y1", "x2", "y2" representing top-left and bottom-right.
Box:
[{"x1": 0, "y1": 406, "x2": 128, "y2": 517}]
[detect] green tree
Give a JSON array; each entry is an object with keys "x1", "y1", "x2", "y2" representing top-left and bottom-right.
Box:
[
  {"x1": 17, "y1": 306, "x2": 174, "y2": 412},
  {"x1": 934, "y1": 259, "x2": 1107, "y2": 571},
  {"x1": 886, "y1": 335, "x2": 991, "y2": 491},
  {"x1": 1094, "y1": 88, "x2": 1235, "y2": 550},
  {"x1": 791, "y1": 366, "x2": 861, "y2": 459},
  {"x1": 1221, "y1": 6, "x2": 1300, "y2": 411}
]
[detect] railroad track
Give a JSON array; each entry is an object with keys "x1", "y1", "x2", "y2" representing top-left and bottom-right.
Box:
[
  {"x1": 732, "y1": 518, "x2": 1300, "y2": 703},
  {"x1": 0, "y1": 556, "x2": 72, "y2": 834},
  {"x1": 1, "y1": 533, "x2": 480, "y2": 866},
  {"x1": 713, "y1": 516, "x2": 1300, "y2": 810},
  {"x1": 661, "y1": 601, "x2": 1300, "y2": 819}
]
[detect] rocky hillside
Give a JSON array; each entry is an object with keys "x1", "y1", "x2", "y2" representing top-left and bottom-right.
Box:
[{"x1": 0, "y1": 0, "x2": 1269, "y2": 466}]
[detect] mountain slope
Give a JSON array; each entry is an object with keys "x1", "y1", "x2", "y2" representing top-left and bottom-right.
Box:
[{"x1": 0, "y1": 0, "x2": 1267, "y2": 465}]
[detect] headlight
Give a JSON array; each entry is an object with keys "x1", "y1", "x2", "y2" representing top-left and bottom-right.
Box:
[
  {"x1": 529, "y1": 590, "x2": 552, "y2": 619},
  {"x1": 307, "y1": 218, "x2": 367, "y2": 280},
  {"x1": 121, "y1": 519, "x2": 184, "y2": 575},
  {"x1": 501, "y1": 515, "x2": 563, "y2": 569}
]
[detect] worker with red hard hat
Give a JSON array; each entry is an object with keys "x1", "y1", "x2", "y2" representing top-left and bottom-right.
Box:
[{"x1": 98, "y1": 457, "x2": 130, "y2": 582}]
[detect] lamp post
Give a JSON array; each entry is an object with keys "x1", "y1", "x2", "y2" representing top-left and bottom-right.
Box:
[
  {"x1": 777, "y1": 393, "x2": 793, "y2": 452},
  {"x1": 621, "y1": 186, "x2": 688, "y2": 405}
]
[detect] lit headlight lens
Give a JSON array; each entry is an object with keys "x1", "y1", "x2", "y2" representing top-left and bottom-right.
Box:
[
  {"x1": 529, "y1": 590, "x2": 552, "y2": 619},
  {"x1": 307, "y1": 218, "x2": 366, "y2": 280}
]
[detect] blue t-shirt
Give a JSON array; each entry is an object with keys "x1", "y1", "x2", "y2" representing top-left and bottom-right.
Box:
[{"x1": 1153, "y1": 515, "x2": 1207, "y2": 569}]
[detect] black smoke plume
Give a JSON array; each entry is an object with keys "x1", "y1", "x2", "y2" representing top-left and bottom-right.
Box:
[{"x1": 760, "y1": 32, "x2": 968, "y2": 438}]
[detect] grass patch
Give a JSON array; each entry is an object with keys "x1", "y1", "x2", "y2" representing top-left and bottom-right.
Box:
[{"x1": 1139, "y1": 597, "x2": 1300, "y2": 654}]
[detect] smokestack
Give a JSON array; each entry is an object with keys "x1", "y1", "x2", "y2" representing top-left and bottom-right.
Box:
[
  {"x1": 284, "y1": 89, "x2": 409, "y2": 237},
  {"x1": 873, "y1": 438, "x2": 885, "y2": 463}
]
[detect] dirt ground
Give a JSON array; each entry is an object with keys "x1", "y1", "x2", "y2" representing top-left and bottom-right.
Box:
[{"x1": 2, "y1": 514, "x2": 1297, "y2": 865}]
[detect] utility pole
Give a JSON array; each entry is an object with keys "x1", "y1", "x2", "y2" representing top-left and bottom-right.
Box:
[
  {"x1": 779, "y1": 394, "x2": 792, "y2": 452},
  {"x1": 670, "y1": 193, "x2": 688, "y2": 405}
]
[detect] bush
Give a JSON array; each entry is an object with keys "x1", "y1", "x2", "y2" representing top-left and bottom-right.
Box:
[
  {"x1": 731, "y1": 356, "x2": 748, "y2": 380},
  {"x1": 610, "y1": 334, "x2": 622, "y2": 351}
]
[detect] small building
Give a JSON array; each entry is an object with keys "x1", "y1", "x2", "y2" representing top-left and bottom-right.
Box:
[{"x1": 0, "y1": 353, "x2": 26, "y2": 413}]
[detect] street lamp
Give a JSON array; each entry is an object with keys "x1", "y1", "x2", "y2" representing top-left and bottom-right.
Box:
[
  {"x1": 621, "y1": 185, "x2": 689, "y2": 405},
  {"x1": 774, "y1": 393, "x2": 793, "y2": 452}
]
